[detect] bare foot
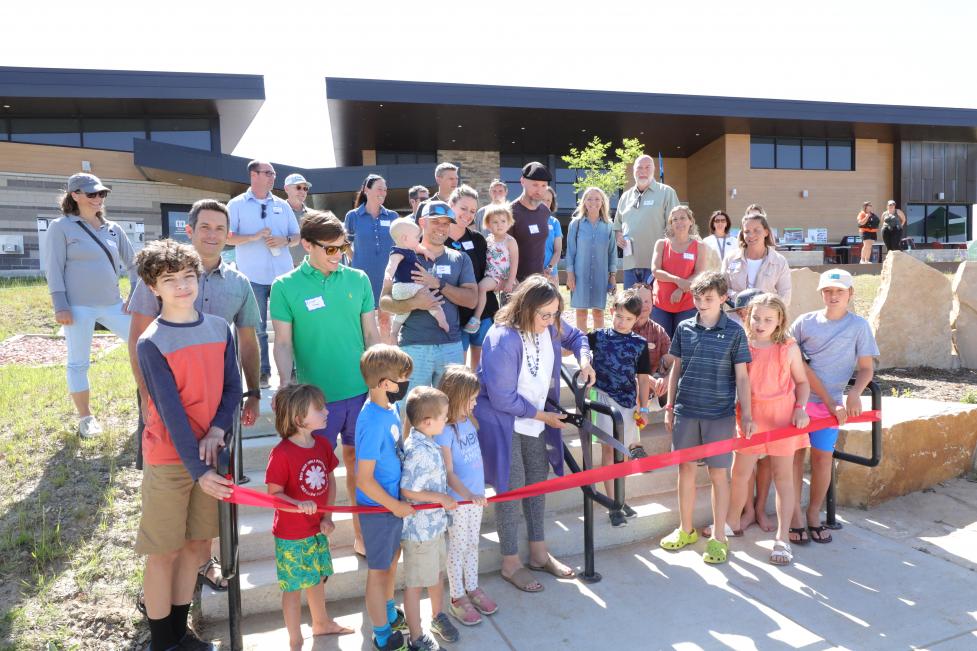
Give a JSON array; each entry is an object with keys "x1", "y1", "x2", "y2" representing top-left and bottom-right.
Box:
[
  {"x1": 755, "y1": 510, "x2": 776, "y2": 533},
  {"x1": 313, "y1": 619, "x2": 354, "y2": 636}
]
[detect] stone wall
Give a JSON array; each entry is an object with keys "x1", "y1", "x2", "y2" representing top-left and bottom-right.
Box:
[{"x1": 436, "y1": 150, "x2": 500, "y2": 202}]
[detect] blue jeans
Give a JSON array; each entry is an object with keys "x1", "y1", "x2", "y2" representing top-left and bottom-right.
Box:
[
  {"x1": 64, "y1": 302, "x2": 131, "y2": 393},
  {"x1": 623, "y1": 267, "x2": 653, "y2": 289},
  {"x1": 250, "y1": 281, "x2": 271, "y2": 375},
  {"x1": 400, "y1": 341, "x2": 464, "y2": 416},
  {"x1": 651, "y1": 305, "x2": 697, "y2": 338}
]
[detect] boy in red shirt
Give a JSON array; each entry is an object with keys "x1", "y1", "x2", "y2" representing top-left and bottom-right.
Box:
[{"x1": 267, "y1": 384, "x2": 353, "y2": 649}]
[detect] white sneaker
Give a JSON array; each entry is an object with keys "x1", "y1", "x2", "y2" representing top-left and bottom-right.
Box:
[{"x1": 78, "y1": 415, "x2": 103, "y2": 438}]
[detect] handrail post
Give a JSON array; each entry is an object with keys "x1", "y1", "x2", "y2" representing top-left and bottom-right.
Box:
[
  {"x1": 217, "y1": 407, "x2": 243, "y2": 651},
  {"x1": 825, "y1": 379, "x2": 882, "y2": 530}
]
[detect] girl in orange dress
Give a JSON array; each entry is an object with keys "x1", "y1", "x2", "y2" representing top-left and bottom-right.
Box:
[{"x1": 728, "y1": 293, "x2": 810, "y2": 565}]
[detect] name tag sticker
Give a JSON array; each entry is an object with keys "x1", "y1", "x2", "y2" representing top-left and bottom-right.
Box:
[
  {"x1": 683, "y1": 252, "x2": 695, "y2": 261},
  {"x1": 461, "y1": 240, "x2": 474, "y2": 250},
  {"x1": 728, "y1": 261, "x2": 740, "y2": 272},
  {"x1": 436, "y1": 265, "x2": 451, "y2": 275},
  {"x1": 528, "y1": 224, "x2": 540, "y2": 234},
  {"x1": 304, "y1": 296, "x2": 325, "y2": 311},
  {"x1": 643, "y1": 199, "x2": 655, "y2": 207},
  {"x1": 380, "y1": 220, "x2": 391, "y2": 227},
  {"x1": 273, "y1": 206, "x2": 282, "y2": 214}
]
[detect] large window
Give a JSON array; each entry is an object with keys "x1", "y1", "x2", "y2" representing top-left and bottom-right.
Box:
[
  {"x1": 149, "y1": 118, "x2": 212, "y2": 150},
  {"x1": 376, "y1": 151, "x2": 436, "y2": 165},
  {"x1": 751, "y1": 136, "x2": 854, "y2": 170},
  {"x1": 907, "y1": 203, "x2": 972, "y2": 243},
  {"x1": 499, "y1": 153, "x2": 590, "y2": 215},
  {"x1": 82, "y1": 118, "x2": 147, "y2": 151},
  {"x1": 10, "y1": 118, "x2": 81, "y2": 147},
  {"x1": 0, "y1": 119, "x2": 7, "y2": 141}
]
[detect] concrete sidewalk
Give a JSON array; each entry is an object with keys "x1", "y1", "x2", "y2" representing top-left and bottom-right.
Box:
[{"x1": 204, "y1": 478, "x2": 977, "y2": 650}]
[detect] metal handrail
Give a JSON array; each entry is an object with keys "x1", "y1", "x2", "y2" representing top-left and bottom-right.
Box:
[
  {"x1": 217, "y1": 406, "x2": 243, "y2": 651},
  {"x1": 824, "y1": 379, "x2": 882, "y2": 528}
]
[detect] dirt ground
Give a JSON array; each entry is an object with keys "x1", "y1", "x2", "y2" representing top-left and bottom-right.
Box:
[
  {"x1": 0, "y1": 334, "x2": 120, "y2": 366},
  {"x1": 874, "y1": 366, "x2": 977, "y2": 402}
]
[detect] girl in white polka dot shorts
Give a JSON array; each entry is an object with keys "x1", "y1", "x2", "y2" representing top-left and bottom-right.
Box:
[{"x1": 435, "y1": 365, "x2": 498, "y2": 626}]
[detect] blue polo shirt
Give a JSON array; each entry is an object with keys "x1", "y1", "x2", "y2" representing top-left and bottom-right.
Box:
[
  {"x1": 669, "y1": 312, "x2": 751, "y2": 419},
  {"x1": 227, "y1": 188, "x2": 300, "y2": 286},
  {"x1": 344, "y1": 204, "x2": 398, "y2": 308}
]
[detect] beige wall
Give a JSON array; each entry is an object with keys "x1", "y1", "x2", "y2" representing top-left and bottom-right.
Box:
[
  {"x1": 437, "y1": 149, "x2": 501, "y2": 202},
  {"x1": 723, "y1": 134, "x2": 894, "y2": 241},
  {"x1": 686, "y1": 136, "x2": 727, "y2": 231},
  {"x1": 0, "y1": 141, "x2": 148, "y2": 181}
]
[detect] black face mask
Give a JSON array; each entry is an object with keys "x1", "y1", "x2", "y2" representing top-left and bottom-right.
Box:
[{"x1": 386, "y1": 380, "x2": 411, "y2": 403}]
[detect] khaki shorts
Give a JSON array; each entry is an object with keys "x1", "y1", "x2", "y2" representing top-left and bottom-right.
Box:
[
  {"x1": 402, "y1": 537, "x2": 446, "y2": 588},
  {"x1": 135, "y1": 463, "x2": 218, "y2": 555}
]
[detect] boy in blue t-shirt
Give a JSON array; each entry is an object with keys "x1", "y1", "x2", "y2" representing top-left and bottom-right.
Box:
[
  {"x1": 587, "y1": 289, "x2": 655, "y2": 527},
  {"x1": 661, "y1": 271, "x2": 752, "y2": 565},
  {"x1": 355, "y1": 344, "x2": 416, "y2": 651}
]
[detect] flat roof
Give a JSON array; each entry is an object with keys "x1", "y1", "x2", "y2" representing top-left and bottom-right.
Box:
[{"x1": 326, "y1": 77, "x2": 977, "y2": 166}]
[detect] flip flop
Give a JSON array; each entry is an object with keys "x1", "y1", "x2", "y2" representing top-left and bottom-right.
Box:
[
  {"x1": 527, "y1": 555, "x2": 576, "y2": 579},
  {"x1": 788, "y1": 527, "x2": 810, "y2": 545},
  {"x1": 700, "y1": 523, "x2": 743, "y2": 538},
  {"x1": 808, "y1": 525, "x2": 833, "y2": 544},
  {"x1": 501, "y1": 567, "x2": 544, "y2": 593}
]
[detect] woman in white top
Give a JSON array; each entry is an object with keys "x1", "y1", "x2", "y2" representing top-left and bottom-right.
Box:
[
  {"x1": 722, "y1": 205, "x2": 792, "y2": 310},
  {"x1": 702, "y1": 210, "x2": 738, "y2": 264}
]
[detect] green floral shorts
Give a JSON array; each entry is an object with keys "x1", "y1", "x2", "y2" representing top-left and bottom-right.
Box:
[{"x1": 274, "y1": 533, "x2": 334, "y2": 592}]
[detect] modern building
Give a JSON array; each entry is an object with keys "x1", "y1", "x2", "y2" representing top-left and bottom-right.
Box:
[{"x1": 2, "y1": 67, "x2": 975, "y2": 275}]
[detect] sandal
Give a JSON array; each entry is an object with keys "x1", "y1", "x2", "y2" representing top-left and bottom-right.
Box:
[
  {"x1": 808, "y1": 525, "x2": 833, "y2": 544},
  {"x1": 448, "y1": 596, "x2": 482, "y2": 626},
  {"x1": 702, "y1": 538, "x2": 729, "y2": 564},
  {"x1": 527, "y1": 555, "x2": 576, "y2": 579},
  {"x1": 769, "y1": 541, "x2": 793, "y2": 566},
  {"x1": 466, "y1": 587, "x2": 498, "y2": 615},
  {"x1": 788, "y1": 527, "x2": 810, "y2": 545},
  {"x1": 501, "y1": 567, "x2": 544, "y2": 593},
  {"x1": 660, "y1": 527, "x2": 698, "y2": 551},
  {"x1": 197, "y1": 557, "x2": 228, "y2": 591}
]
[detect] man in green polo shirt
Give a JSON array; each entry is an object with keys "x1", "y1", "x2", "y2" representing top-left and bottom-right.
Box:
[
  {"x1": 270, "y1": 210, "x2": 380, "y2": 556},
  {"x1": 613, "y1": 154, "x2": 681, "y2": 288}
]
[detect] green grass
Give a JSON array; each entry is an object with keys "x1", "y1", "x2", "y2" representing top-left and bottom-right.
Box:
[
  {"x1": 0, "y1": 278, "x2": 131, "y2": 341},
  {"x1": 962, "y1": 390, "x2": 977, "y2": 404}
]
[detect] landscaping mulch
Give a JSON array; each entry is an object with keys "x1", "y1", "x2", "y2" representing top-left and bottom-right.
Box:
[
  {"x1": 874, "y1": 367, "x2": 977, "y2": 403},
  {"x1": 0, "y1": 334, "x2": 121, "y2": 367}
]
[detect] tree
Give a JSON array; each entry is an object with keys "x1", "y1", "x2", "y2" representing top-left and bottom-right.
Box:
[{"x1": 561, "y1": 136, "x2": 647, "y2": 198}]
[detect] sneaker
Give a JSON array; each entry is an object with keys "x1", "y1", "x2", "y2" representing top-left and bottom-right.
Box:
[
  {"x1": 374, "y1": 630, "x2": 407, "y2": 651},
  {"x1": 448, "y1": 596, "x2": 482, "y2": 626},
  {"x1": 259, "y1": 372, "x2": 271, "y2": 389},
  {"x1": 177, "y1": 630, "x2": 216, "y2": 650},
  {"x1": 462, "y1": 317, "x2": 481, "y2": 334},
  {"x1": 629, "y1": 444, "x2": 648, "y2": 459},
  {"x1": 78, "y1": 415, "x2": 103, "y2": 438},
  {"x1": 390, "y1": 606, "x2": 407, "y2": 632},
  {"x1": 430, "y1": 612, "x2": 459, "y2": 643},
  {"x1": 621, "y1": 503, "x2": 637, "y2": 518},
  {"x1": 609, "y1": 509, "x2": 628, "y2": 527},
  {"x1": 408, "y1": 632, "x2": 440, "y2": 651}
]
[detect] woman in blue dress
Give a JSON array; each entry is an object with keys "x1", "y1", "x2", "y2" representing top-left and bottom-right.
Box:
[
  {"x1": 565, "y1": 186, "x2": 616, "y2": 332},
  {"x1": 344, "y1": 174, "x2": 398, "y2": 341}
]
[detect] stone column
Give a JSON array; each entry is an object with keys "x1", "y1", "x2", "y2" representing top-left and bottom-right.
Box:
[{"x1": 436, "y1": 150, "x2": 500, "y2": 202}]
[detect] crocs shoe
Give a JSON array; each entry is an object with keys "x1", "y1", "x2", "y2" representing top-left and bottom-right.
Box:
[
  {"x1": 659, "y1": 527, "x2": 698, "y2": 551},
  {"x1": 449, "y1": 596, "x2": 482, "y2": 626},
  {"x1": 703, "y1": 538, "x2": 729, "y2": 564}
]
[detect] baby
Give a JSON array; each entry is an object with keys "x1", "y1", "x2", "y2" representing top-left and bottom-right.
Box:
[{"x1": 386, "y1": 217, "x2": 449, "y2": 339}]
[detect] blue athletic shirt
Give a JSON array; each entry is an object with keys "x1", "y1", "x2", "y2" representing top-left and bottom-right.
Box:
[{"x1": 354, "y1": 400, "x2": 403, "y2": 506}]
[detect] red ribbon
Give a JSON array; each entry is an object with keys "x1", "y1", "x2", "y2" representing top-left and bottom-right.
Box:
[{"x1": 225, "y1": 411, "x2": 880, "y2": 513}]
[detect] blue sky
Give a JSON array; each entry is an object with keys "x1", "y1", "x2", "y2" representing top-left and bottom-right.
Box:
[{"x1": 4, "y1": 0, "x2": 975, "y2": 167}]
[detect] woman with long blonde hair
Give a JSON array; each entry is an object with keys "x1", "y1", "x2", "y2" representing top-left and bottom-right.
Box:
[{"x1": 565, "y1": 187, "x2": 616, "y2": 331}]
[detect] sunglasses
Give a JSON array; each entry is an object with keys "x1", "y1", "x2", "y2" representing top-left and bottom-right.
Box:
[
  {"x1": 260, "y1": 204, "x2": 267, "y2": 219},
  {"x1": 77, "y1": 190, "x2": 108, "y2": 199},
  {"x1": 311, "y1": 240, "x2": 352, "y2": 256},
  {"x1": 295, "y1": 185, "x2": 311, "y2": 192}
]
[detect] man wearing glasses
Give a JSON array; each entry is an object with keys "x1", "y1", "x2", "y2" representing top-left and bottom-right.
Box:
[
  {"x1": 227, "y1": 160, "x2": 302, "y2": 388},
  {"x1": 270, "y1": 210, "x2": 381, "y2": 556},
  {"x1": 380, "y1": 201, "x2": 477, "y2": 405},
  {"x1": 284, "y1": 173, "x2": 312, "y2": 266},
  {"x1": 613, "y1": 154, "x2": 680, "y2": 289}
]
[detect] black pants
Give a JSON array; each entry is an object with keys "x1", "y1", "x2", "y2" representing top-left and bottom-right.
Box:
[{"x1": 882, "y1": 227, "x2": 903, "y2": 252}]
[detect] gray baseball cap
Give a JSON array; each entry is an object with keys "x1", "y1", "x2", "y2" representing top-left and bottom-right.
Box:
[
  {"x1": 67, "y1": 173, "x2": 110, "y2": 194},
  {"x1": 283, "y1": 173, "x2": 310, "y2": 187}
]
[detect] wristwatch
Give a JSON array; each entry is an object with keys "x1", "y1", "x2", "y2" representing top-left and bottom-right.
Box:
[{"x1": 243, "y1": 389, "x2": 261, "y2": 400}]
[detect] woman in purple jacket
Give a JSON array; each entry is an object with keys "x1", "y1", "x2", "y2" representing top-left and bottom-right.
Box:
[{"x1": 474, "y1": 275, "x2": 595, "y2": 593}]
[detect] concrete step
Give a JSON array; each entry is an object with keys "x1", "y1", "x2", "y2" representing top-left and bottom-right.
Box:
[{"x1": 200, "y1": 487, "x2": 714, "y2": 620}]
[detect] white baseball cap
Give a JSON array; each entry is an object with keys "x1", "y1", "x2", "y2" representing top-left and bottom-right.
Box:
[
  {"x1": 283, "y1": 173, "x2": 310, "y2": 188},
  {"x1": 817, "y1": 269, "x2": 854, "y2": 291}
]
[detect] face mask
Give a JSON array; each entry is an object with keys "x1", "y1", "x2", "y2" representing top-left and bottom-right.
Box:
[{"x1": 386, "y1": 380, "x2": 411, "y2": 403}]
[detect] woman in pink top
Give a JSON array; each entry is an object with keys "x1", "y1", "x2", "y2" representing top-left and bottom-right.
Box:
[{"x1": 650, "y1": 206, "x2": 707, "y2": 336}]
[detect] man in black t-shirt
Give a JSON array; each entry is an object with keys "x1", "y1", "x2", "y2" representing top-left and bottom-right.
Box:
[{"x1": 509, "y1": 162, "x2": 552, "y2": 282}]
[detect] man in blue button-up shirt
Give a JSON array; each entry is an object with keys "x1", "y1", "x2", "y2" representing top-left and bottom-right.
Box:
[{"x1": 227, "y1": 160, "x2": 301, "y2": 387}]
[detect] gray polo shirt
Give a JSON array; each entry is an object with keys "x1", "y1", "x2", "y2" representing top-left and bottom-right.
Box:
[
  {"x1": 398, "y1": 247, "x2": 475, "y2": 347},
  {"x1": 613, "y1": 181, "x2": 680, "y2": 270},
  {"x1": 45, "y1": 215, "x2": 137, "y2": 312},
  {"x1": 129, "y1": 260, "x2": 260, "y2": 330}
]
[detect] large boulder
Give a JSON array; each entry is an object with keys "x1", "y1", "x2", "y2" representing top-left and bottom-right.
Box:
[
  {"x1": 700, "y1": 242, "x2": 722, "y2": 272},
  {"x1": 868, "y1": 251, "x2": 954, "y2": 369},
  {"x1": 787, "y1": 267, "x2": 823, "y2": 321},
  {"x1": 950, "y1": 261, "x2": 977, "y2": 369},
  {"x1": 835, "y1": 397, "x2": 977, "y2": 507}
]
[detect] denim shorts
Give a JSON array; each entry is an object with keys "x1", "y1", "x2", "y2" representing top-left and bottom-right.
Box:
[
  {"x1": 360, "y1": 512, "x2": 404, "y2": 570},
  {"x1": 460, "y1": 317, "x2": 493, "y2": 351},
  {"x1": 318, "y1": 392, "x2": 367, "y2": 448}
]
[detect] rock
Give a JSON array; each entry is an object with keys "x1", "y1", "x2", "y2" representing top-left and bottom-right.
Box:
[
  {"x1": 950, "y1": 261, "x2": 977, "y2": 369},
  {"x1": 868, "y1": 251, "x2": 954, "y2": 369},
  {"x1": 787, "y1": 267, "x2": 823, "y2": 321},
  {"x1": 835, "y1": 396, "x2": 977, "y2": 508}
]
